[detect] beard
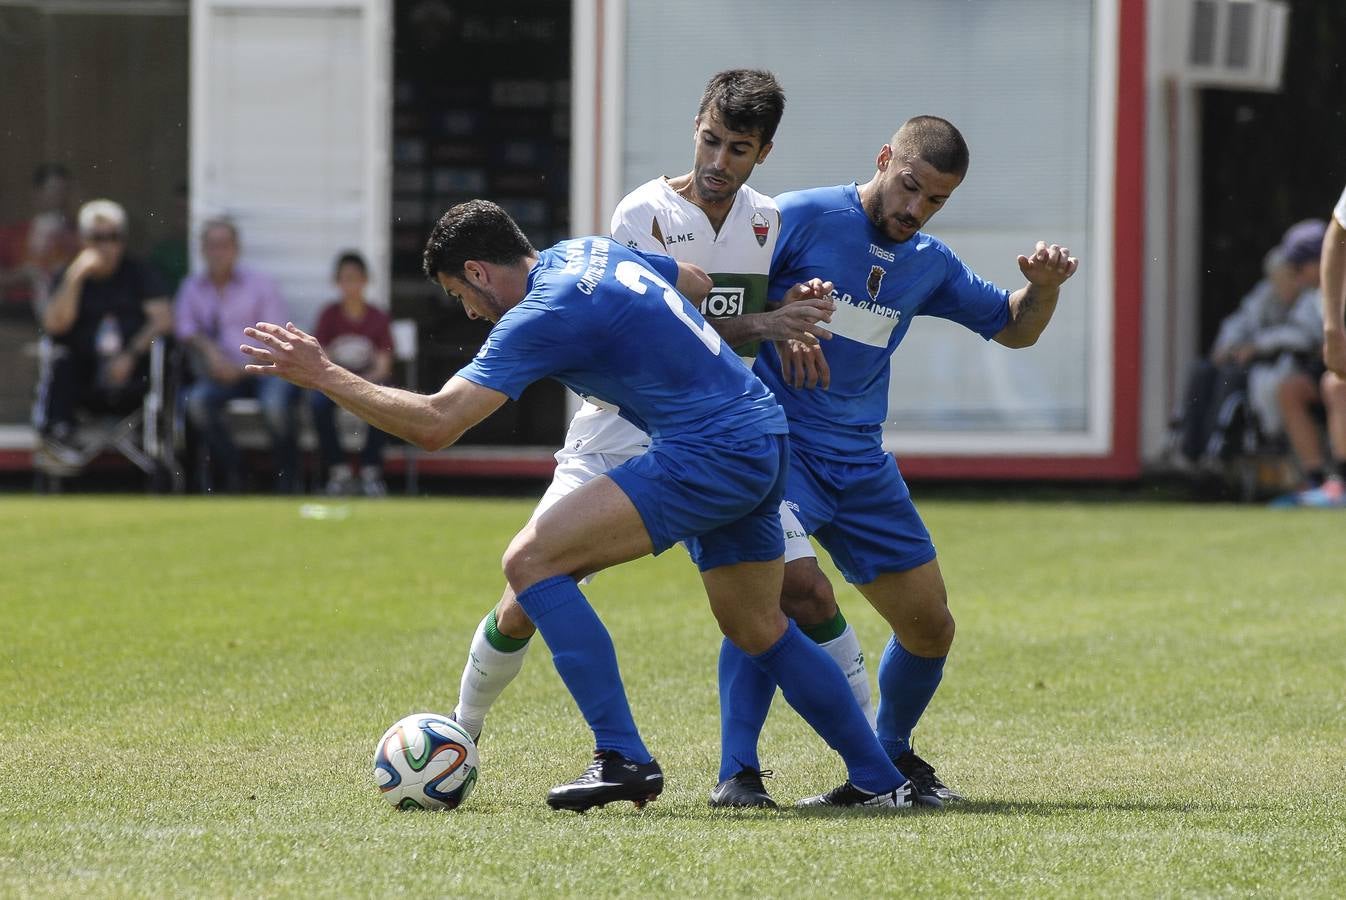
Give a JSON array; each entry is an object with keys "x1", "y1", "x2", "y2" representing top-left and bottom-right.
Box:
[
  {"x1": 694, "y1": 168, "x2": 737, "y2": 203},
  {"x1": 863, "y1": 191, "x2": 920, "y2": 243}
]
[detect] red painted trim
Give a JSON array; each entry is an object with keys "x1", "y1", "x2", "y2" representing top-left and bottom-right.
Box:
[
  {"x1": 1109, "y1": 0, "x2": 1145, "y2": 479},
  {"x1": 390, "y1": 455, "x2": 555, "y2": 479},
  {"x1": 901, "y1": 0, "x2": 1146, "y2": 481},
  {"x1": 900, "y1": 453, "x2": 1141, "y2": 481},
  {"x1": 0, "y1": 450, "x2": 32, "y2": 471}
]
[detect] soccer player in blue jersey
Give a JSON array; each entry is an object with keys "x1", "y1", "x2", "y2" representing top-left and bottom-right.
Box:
[
  {"x1": 442, "y1": 70, "x2": 880, "y2": 811},
  {"x1": 240, "y1": 200, "x2": 919, "y2": 812},
  {"x1": 721, "y1": 116, "x2": 1080, "y2": 808}
]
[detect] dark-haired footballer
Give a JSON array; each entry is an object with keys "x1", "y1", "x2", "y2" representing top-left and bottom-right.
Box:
[
  {"x1": 732, "y1": 116, "x2": 1081, "y2": 808},
  {"x1": 241, "y1": 199, "x2": 917, "y2": 813},
  {"x1": 445, "y1": 69, "x2": 878, "y2": 811}
]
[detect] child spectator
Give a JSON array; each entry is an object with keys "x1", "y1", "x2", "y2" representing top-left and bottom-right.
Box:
[{"x1": 309, "y1": 251, "x2": 394, "y2": 496}]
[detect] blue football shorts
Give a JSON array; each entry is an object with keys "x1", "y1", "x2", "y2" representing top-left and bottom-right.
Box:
[
  {"x1": 785, "y1": 444, "x2": 937, "y2": 585},
  {"x1": 607, "y1": 430, "x2": 788, "y2": 571}
]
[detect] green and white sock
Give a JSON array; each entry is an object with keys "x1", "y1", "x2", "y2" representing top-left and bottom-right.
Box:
[
  {"x1": 452, "y1": 609, "x2": 530, "y2": 740},
  {"x1": 804, "y1": 613, "x2": 877, "y2": 732}
]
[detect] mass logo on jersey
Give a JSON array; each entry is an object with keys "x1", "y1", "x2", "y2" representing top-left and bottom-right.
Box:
[
  {"x1": 751, "y1": 212, "x2": 770, "y2": 248},
  {"x1": 702, "y1": 285, "x2": 745, "y2": 318},
  {"x1": 866, "y1": 265, "x2": 886, "y2": 301}
]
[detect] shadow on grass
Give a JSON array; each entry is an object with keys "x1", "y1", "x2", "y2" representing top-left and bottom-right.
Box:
[
  {"x1": 934, "y1": 797, "x2": 1269, "y2": 817},
  {"x1": 769, "y1": 797, "x2": 1268, "y2": 821},
  {"x1": 452, "y1": 796, "x2": 1268, "y2": 823}
]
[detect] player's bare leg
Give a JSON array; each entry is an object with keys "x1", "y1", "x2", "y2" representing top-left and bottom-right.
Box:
[
  {"x1": 499, "y1": 475, "x2": 664, "y2": 812},
  {"x1": 855, "y1": 558, "x2": 963, "y2": 804}
]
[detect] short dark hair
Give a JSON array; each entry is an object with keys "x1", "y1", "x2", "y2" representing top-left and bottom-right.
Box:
[
  {"x1": 892, "y1": 116, "x2": 970, "y2": 178},
  {"x1": 422, "y1": 200, "x2": 535, "y2": 282},
  {"x1": 696, "y1": 69, "x2": 786, "y2": 147},
  {"x1": 334, "y1": 250, "x2": 368, "y2": 278}
]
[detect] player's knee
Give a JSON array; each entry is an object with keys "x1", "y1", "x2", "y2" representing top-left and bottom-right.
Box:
[
  {"x1": 718, "y1": 609, "x2": 789, "y2": 657},
  {"x1": 779, "y1": 564, "x2": 837, "y2": 627},
  {"x1": 907, "y1": 604, "x2": 955, "y2": 656},
  {"x1": 500, "y1": 534, "x2": 548, "y2": 591}
]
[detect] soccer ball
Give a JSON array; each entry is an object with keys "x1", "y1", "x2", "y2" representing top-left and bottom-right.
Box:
[{"x1": 373, "y1": 712, "x2": 479, "y2": 810}]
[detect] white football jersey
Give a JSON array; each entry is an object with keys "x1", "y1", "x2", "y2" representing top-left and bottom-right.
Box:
[
  {"x1": 1335, "y1": 184, "x2": 1346, "y2": 229},
  {"x1": 557, "y1": 178, "x2": 783, "y2": 460}
]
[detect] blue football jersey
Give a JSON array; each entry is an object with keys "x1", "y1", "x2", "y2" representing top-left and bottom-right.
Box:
[
  {"x1": 457, "y1": 237, "x2": 787, "y2": 441},
  {"x1": 755, "y1": 183, "x2": 1011, "y2": 458}
]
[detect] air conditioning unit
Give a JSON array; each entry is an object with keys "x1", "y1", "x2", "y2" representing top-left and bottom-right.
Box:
[{"x1": 1162, "y1": 0, "x2": 1289, "y2": 92}]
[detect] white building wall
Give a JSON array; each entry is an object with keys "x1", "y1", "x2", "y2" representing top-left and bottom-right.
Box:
[
  {"x1": 190, "y1": 0, "x2": 391, "y2": 326},
  {"x1": 606, "y1": 0, "x2": 1116, "y2": 459}
]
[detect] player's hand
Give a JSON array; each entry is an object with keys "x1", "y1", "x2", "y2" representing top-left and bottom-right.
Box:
[
  {"x1": 1017, "y1": 241, "x2": 1078, "y2": 288},
  {"x1": 1325, "y1": 329, "x2": 1346, "y2": 379},
  {"x1": 761, "y1": 297, "x2": 835, "y2": 342},
  {"x1": 774, "y1": 337, "x2": 830, "y2": 390},
  {"x1": 69, "y1": 247, "x2": 103, "y2": 280},
  {"x1": 241, "y1": 321, "x2": 332, "y2": 389},
  {"x1": 781, "y1": 277, "x2": 835, "y2": 305}
]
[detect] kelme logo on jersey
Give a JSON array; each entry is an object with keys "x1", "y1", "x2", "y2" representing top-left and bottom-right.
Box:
[
  {"x1": 751, "y1": 212, "x2": 770, "y2": 248},
  {"x1": 701, "y1": 286, "x2": 745, "y2": 318},
  {"x1": 866, "y1": 265, "x2": 886, "y2": 301}
]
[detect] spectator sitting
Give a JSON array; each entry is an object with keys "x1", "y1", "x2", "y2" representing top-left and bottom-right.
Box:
[
  {"x1": 0, "y1": 163, "x2": 80, "y2": 312},
  {"x1": 175, "y1": 218, "x2": 301, "y2": 493},
  {"x1": 1176, "y1": 232, "x2": 1321, "y2": 469},
  {"x1": 33, "y1": 199, "x2": 172, "y2": 470},
  {"x1": 1276, "y1": 212, "x2": 1346, "y2": 507},
  {"x1": 310, "y1": 251, "x2": 394, "y2": 497}
]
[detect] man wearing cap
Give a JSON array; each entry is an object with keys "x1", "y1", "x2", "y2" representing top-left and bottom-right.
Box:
[
  {"x1": 1176, "y1": 230, "x2": 1322, "y2": 470},
  {"x1": 1265, "y1": 219, "x2": 1346, "y2": 506},
  {"x1": 1276, "y1": 190, "x2": 1346, "y2": 507}
]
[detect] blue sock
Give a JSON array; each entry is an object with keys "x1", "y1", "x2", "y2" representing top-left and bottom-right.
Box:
[
  {"x1": 514, "y1": 575, "x2": 651, "y2": 764},
  {"x1": 875, "y1": 635, "x2": 946, "y2": 758},
  {"x1": 717, "y1": 638, "x2": 776, "y2": 782},
  {"x1": 750, "y1": 621, "x2": 901, "y2": 794}
]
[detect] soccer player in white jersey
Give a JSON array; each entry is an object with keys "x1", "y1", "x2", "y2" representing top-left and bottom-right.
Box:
[{"x1": 446, "y1": 70, "x2": 875, "y2": 809}]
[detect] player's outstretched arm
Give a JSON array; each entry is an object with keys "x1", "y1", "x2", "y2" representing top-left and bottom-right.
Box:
[
  {"x1": 1322, "y1": 216, "x2": 1346, "y2": 377},
  {"x1": 994, "y1": 241, "x2": 1080, "y2": 349},
  {"x1": 708, "y1": 278, "x2": 836, "y2": 348},
  {"x1": 242, "y1": 321, "x2": 506, "y2": 450}
]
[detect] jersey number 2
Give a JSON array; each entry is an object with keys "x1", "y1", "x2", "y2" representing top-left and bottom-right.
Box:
[{"x1": 614, "y1": 260, "x2": 722, "y2": 355}]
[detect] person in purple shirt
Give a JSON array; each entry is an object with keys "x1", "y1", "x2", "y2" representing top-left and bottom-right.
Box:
[{"x1": 175, "y1": 218, "x2": 301, "y2": 492}]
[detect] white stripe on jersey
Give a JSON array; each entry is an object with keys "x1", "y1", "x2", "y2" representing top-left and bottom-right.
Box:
[{"x1": 822, "y1": 297, "x2": 903, "y2": 348}]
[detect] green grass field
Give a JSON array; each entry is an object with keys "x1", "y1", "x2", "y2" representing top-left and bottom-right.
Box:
[{"x1": 3, "y1": 496, "x2": 1345, "y2": 897}]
